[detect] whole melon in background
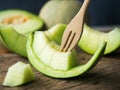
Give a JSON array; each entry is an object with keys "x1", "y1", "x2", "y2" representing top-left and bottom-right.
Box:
[{"x1": 39, "y1": 0, "x2": 90, "y2": 29}]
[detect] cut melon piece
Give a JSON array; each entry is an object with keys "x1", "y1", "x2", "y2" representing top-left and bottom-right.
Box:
[
  {"x1": 0, "y1": 9, "x2": 44, "y2": 34},
  {"x1": 3, "y1": 62, "x2": 35, "y2": 87},
  {"x1": 0, "y1": 9, "x2": 44, "y2": 57},
  {"x1": 32, "y1": 31, "x2": 78, "y2": 71},
  {"x1": 78, "y1": 24, "x2": 120, "y2": 54},
  {"x1": 45, "y1": 24, "x2": 66, "y2": 44},
  {"x1": 0, "y1": 25, "x2": 27, "y2": 56},
  {"x1": 45, "y1": 24, "x2": 120, "y2": 55},
  {"x1": 26, "y1": 30, "x2": 106, "y2": 78}
]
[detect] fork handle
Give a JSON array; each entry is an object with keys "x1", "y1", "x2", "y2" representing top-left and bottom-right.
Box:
[
  {"x1": 60, "y1": 0, "x2": 90, "y2": 52},
  {"x1": 77, "y1": 0, "x2": 90, "y2": 23},
  {"x1": 66, "y1": 0, "x2": 90, "y2": 51},
  {"x1": 67, "y1": 0, "x2": 90, "y2": 32}
]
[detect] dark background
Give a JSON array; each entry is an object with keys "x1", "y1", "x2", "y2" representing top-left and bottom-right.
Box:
[{"x1": 0, "y1": 0, "x2": 120, "y2": 26}]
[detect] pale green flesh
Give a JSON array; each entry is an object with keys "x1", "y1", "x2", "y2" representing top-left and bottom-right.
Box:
[
  {"x1": 78, "y1": 24, "x2": 120, "y2": 54},
  {"x1": 32, "y1": 31, "x2": 78, "y2": 71},
  {"x1": 0, "y1": 10, "x2": 44, "y2": 57},
  {"x1": 3, "y1": 62, "x2": 35, "y2": 87},
  {"x1": 0, "y1": 9, "x2": 44, "y2": 34},
  {"x1": 47, "y1": 24, "x2": 120, "y2": 55},
  {"x1": 0, "y1": 25, "x2": 27, "y2": 57},
  {"x1": 45, "y1": 24, "x2": 66, "y2": 44},
  {"x1": 27, "y1": 31, "x2": 106, "y2": 78}
]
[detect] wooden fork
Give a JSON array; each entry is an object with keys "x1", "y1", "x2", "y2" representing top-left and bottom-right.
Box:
[{"x1": 60, "y1": 0, "x2": 90, "y2": 52}]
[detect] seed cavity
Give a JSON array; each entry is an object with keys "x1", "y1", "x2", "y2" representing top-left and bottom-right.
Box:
[{"x1": 2, "y1": 15, "x2": 30, "y2": 25}]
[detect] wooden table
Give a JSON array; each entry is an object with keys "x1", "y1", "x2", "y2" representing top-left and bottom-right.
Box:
[{"x1": 0, "y1": 48, "x2": 120, "y2": 90}]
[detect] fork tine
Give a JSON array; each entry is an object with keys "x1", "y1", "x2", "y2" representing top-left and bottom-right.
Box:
[
  {"x1": 63, "y1": 32, "x2": 76, "y2": 52},
  {"x1": 67, "y1": 33, "x2": 81, "y2": 51},
  {"x1": 60, "y1": 31, "x2": 72, "y2": 51}
]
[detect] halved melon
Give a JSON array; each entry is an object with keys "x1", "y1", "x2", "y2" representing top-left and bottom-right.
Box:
[{"x1": 0, "y1": 9, "x2": 44, "y2": 57}]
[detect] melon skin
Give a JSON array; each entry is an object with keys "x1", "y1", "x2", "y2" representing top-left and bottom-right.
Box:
[{"x1": 39, "y1": 0, "x2": 90, "y2": 29}]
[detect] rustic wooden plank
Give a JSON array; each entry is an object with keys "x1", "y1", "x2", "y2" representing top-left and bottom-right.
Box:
[{"x1": 0, "y1": 48, "x2": 120, "y2": 90}]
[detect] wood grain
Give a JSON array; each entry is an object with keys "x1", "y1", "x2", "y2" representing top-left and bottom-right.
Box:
[{"x1": 0, "y1": 48, "x2": 120, "y2": 90}]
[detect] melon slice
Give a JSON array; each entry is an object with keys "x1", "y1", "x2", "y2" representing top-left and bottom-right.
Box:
[
  {"x1": 46, "y1": 24, "x2": 120, "y2": 55},
  {"x1": 0, "y1": 9, "x2": 44, "y2": 57},
  {"x1": 32, "y1": 31, "x2": 78, "y2": 71},
  {"x1": 26, "y1": 30, "x2": 106, "y2": 78},
  {"x1": 0, "y1": 9, "x2": 44, "y2": 34},
  {"x1": 3, "y1": 62, "x2": 35, "y2": 87},
  {"x1": 78, "y1": 24, "x2": 120, "y2": 54}
]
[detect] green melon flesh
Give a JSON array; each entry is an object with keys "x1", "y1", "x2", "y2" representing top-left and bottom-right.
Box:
[
  {"x1": 78, "y1": 24, "x2": 120, "y2": 54},
  {"x1": 32, "y1": 31, "x2": 78, "y2": 70},
  {"x1": 3, "y1": 62, "x2": 35, "y2": 87},
  {"x1": 45, "y1": 24, "x2": 66, "y2": 44},
  {"x1": 0, "y1": 9, "x2": 44, "y2": 34},
  {"x1": 47, "y1": 24, "x2": 120, "y2": 55},
  {"x1": 0, "y1": 25, "x2": 27, "y2": 56},
  {"x1": 0, "y1": 9, "x2": 44, "y2": 57},
  {"x1": 26, "y1": 30, "x2": 106, "y2": 78}
]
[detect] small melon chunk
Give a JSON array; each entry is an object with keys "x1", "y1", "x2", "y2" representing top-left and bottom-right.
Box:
[{"x1": 3, "y1": 62, "x2": 35, "y2": 87}]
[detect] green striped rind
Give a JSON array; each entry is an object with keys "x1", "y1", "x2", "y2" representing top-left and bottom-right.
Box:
[{"x1": 26, "y1": 32, "x2": 106, "y2": 78}]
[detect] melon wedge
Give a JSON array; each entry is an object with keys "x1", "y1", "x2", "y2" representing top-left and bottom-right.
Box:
[
  {"x1": 46, "y1": 24, "x2": 120, "y2": 55},
  {"x1": 3, "y1": 62, "x2": 35, "y2": 87},
  {"x1": 78, "y1": 24, "x2": 120, "y2": 54},
  {"x1": 26, "y1": 30, "x2": 106, "y2": 78},
  {"x1": 32, "y1": 31, "x2": 78, "y2": 71},
  {"x1": 0, "y1": 25, "x2": 27, "y2": 56},
  {"x1": 0, "y1": 9, "x2": 44, "y2": 57}
]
